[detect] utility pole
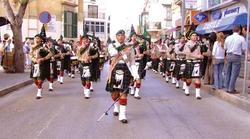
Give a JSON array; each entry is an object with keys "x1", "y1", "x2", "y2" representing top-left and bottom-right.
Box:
[
  {"x1": 243, "y1": 0, "x2": 250, "y2": 97},
  {"x1": 181, "y1": 0, "x2": 186, "y2": 33}
]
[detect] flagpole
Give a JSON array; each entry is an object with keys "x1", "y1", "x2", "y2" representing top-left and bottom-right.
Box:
[{"x1": 181, "y1": 0, "x2": 186, "y2": 33}]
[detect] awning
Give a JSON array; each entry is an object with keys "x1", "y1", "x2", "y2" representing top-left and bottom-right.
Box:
[{"x1": 196, "y1": 13, "x2": 247, "y2": 35}]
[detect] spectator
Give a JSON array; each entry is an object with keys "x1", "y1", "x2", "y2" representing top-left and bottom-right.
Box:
[
  {"x1": 203, "y1": 32, "x2": 216, "y2": 85},
  {"x1": 23, "y1": 39, "x2": 31, "y2": 68},
  {"x1": 1, "y1": 33, "x2": 15, "y2": 72},
  {"x1": 224, "y1": 25, "x2": 247, "y2": 94},
  {"x1": 212, "y1": 32, "x2": 225, "y2": 89}
]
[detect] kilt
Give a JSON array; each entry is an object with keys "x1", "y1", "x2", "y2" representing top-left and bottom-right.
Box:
[
  {"x1": 79, "y1": 62, "x2": 92, "y2": 81},
  {"x1": 173, "y1": 60, "x2": 186, "y2": 79},
  {"x1": 106, "y1": 63, "x2": 132, "y2": 94},
  {"x1": 50, "y1": 61, "x2": 58, "y2": 80},
  {"x1": 64, "y1": 55, "x2": 71, "y2": 71},
  {"x1": 30, "y1": 60, "x2": 50, "y2": 80},
  {"x1": 165, "y1": 59, "x2": 175, "y2": 73},
  {"x1": 161, "y1": 59, "x2": 167, "y2": 73},
  {"x1": 184, "y1": 60, "x2": 203, "y2": 79},
  {"x1": 135, "y1": 59, "x2": 145, "y2": 79}
]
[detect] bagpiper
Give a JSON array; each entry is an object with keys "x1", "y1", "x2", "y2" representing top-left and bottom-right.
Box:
[
  {"x1": 29, "y1": 34, "x2": 53, "y2": 99},
  {"x1": 106, "y1": 30, "x2": 139, "y2": 123},
  {"x1": 77, "y1": 34, "x2": 98, "y2": 99},
  {"x1": 128, "y1": 32, "x2": 144, "y2": 99},
  {"x1": 173, "y1": 35, "x2": 187, "y2": 89},
  {"x1": 183, "y1": 31, "x2": 203, "y2": 99}
]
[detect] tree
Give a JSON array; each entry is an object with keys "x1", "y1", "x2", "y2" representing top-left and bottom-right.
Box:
[{"x1": 3, "y1": 0, "x2": 29, "y2": 73}]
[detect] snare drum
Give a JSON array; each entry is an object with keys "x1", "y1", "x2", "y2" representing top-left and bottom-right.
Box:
[{"x1": 70, "y1": 56, "x2": 78, "y2": 66}]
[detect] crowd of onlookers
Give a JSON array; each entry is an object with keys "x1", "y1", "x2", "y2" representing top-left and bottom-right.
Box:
[{"x1": 201, "y1": 25, "x2": 247, "y2": 93}]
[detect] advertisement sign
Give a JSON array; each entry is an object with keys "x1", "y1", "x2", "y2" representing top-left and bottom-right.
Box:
[{"x1": 191, "y1": 11, "x2": 208, "y2": 25}]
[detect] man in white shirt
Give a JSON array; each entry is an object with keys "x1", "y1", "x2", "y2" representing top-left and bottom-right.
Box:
[{"x1": 224, "y1": 25, "x2": 247, "y2": 93}]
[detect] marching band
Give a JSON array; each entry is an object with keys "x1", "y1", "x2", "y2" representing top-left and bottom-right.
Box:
[{"x1": 29, "y1": 27, "x2": 209, "y2": 124}]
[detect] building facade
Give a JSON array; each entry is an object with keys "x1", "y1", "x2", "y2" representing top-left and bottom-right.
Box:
[
  {"x1": 140, "y1": 0, "x2": 173, "y2": 40},
  {"x1": 83, "y1": 0, "x2": 110, "y2": 41},
  {"x1": 0, "y1": 0, "x2": 83, "y2": 41}
]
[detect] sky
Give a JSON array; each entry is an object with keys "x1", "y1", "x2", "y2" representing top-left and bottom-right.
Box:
[{"x1": 105, "y1": 0, "x2": 145, "y2": 39}]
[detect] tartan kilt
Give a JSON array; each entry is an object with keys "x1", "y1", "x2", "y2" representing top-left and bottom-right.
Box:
[
  {"x1": 165, "y1": 59, "x2": 175, "y2": 73},
  {"x1": 50, "y1": 61, "x2": 58, "y2": 80},
  {"x1": 173, "y1": 60, "x2": 186, "y2": 78},
  {"x1": 184, "y1": 60, "x2": 203, "y2": 79},
  {"x1": 106, "y1": 63, "x2": 132, "y2": 94},
  {"x1": 30, "y1": 60, "x2": 50, "y2": 80},
  {"x1": 135, "y1": 59, "x2": 145, "y2": 79},
  {"x1": 161, "y1": 59, "x2": 167, "y2": 73},
  {"x1": 79, "y1": 62, "x2": 92, "y2": 81},
  {"x1": 63, "y1": 56, "x2": 71, "y2": 70}
]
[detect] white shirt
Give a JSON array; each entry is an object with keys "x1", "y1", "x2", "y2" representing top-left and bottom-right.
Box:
[
  {"x1": 212, "y1": 41, "x2": 225, "y2": 59},
  {"x1": 224, "y1": 33, "x2": 247, "y2": 55}
]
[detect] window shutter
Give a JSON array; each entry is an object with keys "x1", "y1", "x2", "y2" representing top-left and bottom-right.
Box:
[{"x1": 72, "y1": 13, "x2": 78, "y2": 38}]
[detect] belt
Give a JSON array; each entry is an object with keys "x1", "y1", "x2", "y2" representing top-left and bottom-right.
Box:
[{"x1": 186, "y1": 59, "x2": 201, "y2": 63}]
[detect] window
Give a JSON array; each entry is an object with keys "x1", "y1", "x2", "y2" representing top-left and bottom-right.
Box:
[
  {"x1": 84, "y1": 21, "x2": 105, "y2": 33},
  {"x1": 88, "y1": 5, "x2": 98, "y2": 18},
  {"x1": 64, "y1": 11, "x2": 77, "y2": 38},
  {"x1": 208, "y1": 0, "x2": 221, "y2": 8}
]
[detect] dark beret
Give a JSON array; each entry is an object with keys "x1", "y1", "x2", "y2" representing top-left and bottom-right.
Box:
[{"x1": 116, "y1": 30, "x2": 125, "y2": 35}]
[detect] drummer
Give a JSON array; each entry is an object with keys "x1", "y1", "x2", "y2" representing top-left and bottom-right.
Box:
[{"x1": 183, "y1": 31, "x2": 203, "y2": 99}]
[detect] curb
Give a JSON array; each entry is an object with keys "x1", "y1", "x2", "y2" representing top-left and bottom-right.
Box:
[
  {"x1": 0, "y1": 79, "x2": 33, "y2": 97},
  {"x1": 204, "y1": 85, "x2": 250, "y2": 113}
]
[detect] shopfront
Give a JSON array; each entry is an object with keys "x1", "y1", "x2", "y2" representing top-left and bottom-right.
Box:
[{"x1": 196, "y1": 3, "x2": 247, "y2": 35}]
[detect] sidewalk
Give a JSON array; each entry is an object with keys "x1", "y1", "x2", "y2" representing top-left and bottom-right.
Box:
[
  {"x1": 0, "y1": 66, "x2": 33, "y2": 97},
  {"x1": 202, "y1": 77, "x2": 250, "y2": 112}
]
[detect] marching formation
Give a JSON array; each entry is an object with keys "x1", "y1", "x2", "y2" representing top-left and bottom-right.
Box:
[
  {"x1": 29, "y1": 33, "x2": 104, "y2": 99},
  {"x1": 29, "y1": 26, "x2": 210, "y2": 124},
  {"x1": 147, "y1": 31, "x2": 205, "y2": 100}
]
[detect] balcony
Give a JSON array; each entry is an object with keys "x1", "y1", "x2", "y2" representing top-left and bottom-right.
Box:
[{"x1": 84, "y1": 12, "x2": 105, "y2": 19}]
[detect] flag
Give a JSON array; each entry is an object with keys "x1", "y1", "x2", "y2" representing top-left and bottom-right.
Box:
[
  {"x1": 143, "y1": 25, "x2": 150, "y2": 43},
  {"x1": 129, "y1": 24, "x2": 136, "y2": 37},
  {"x1": 40, "y1": 24, "x2": 46, "y2": 41},
  {"x1": 107, "y1": 36, "x2": 112, "y2": 44}
]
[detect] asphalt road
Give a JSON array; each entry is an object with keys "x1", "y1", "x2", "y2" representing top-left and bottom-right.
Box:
[{"x1": 0, "y1": 64, "x2": 250, "y2": 139}]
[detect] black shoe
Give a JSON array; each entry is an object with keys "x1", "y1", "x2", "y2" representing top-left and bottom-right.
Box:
[
  {"x1": 113, "y1": 112, "x2": 119, "y2": 116},
  {"x1": 196, "y1": 96, "x2": 202, "y2": 100},
  {"x1": 85, "y1": 96, "x2": 90, "y2": 99},
  {"x1": 36, "y1": 96, "x2": 42, "y2": 99},
  {"x1": 49, "y1": 89, "x2": 53, "y2": 91},
  {"x1": 134, "y1": 96, "x2": 141, "y2": 99},
  {"x1": 130, "y1": 93, "x2": 134, "y2": 96},
  {"x1": 60, "y1": 82, "x2": 63, "y2": 84},
  {"x1": 185, "y1": 94, "x2": 190, "y2": 96},
  {"x1": 90, "y1": 89, "x2": 94, "y2": 92},
  {"x1": 120, "y1": 119, "x2": 128, "y2": 124},
  {"x1": 176, "y1": 86, "x2": 180, "y2": 89}
]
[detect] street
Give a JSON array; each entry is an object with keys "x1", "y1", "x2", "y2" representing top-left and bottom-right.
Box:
[{"x1": 0, "y1": 64, "x2": 250, "y2": 139}]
